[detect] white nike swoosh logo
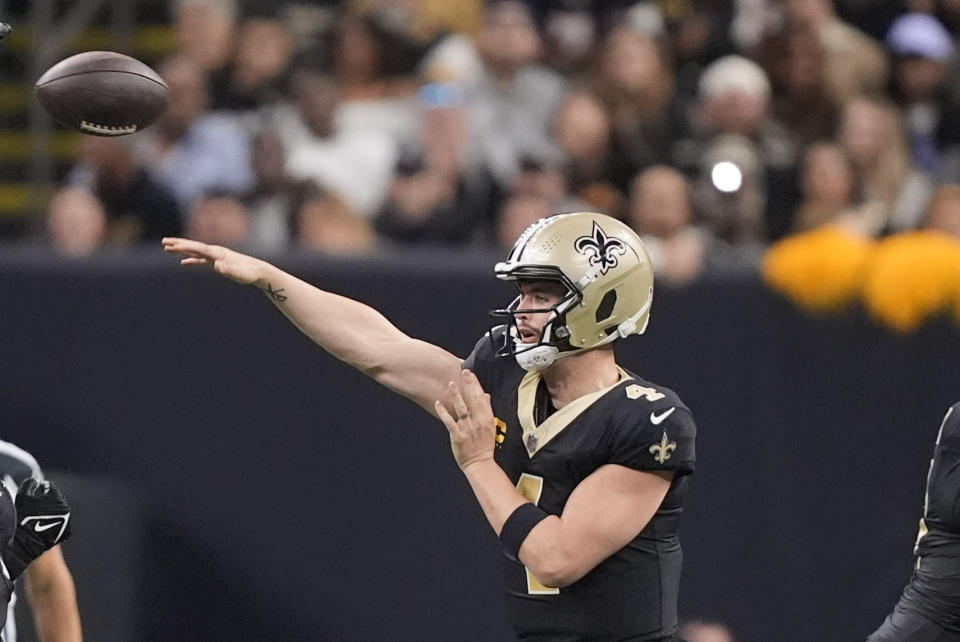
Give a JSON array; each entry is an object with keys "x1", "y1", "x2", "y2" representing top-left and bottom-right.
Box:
[
  {"x1": 33, "y1": 520, "x2": 63, "y2": 533},
  {"x1": 650, "y1": 407, "x2": 676, "y2": 425}
]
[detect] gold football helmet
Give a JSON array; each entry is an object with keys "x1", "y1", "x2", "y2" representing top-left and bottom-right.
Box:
[{"x1": 491, "y1": 212, "x2": 655, "y2": 371}]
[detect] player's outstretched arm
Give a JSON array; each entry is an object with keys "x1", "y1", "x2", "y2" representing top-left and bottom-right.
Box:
[
  {"x1": 437, "y1": 370, "x2": 672, "y2": 587},
  {"x1": 162, "y1": 238, "x2": 462, "y2": 416}
]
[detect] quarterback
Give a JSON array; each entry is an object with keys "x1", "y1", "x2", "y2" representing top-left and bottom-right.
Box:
[{"x1": 163, "y1": 212, "x2": 696, "y2": 640}]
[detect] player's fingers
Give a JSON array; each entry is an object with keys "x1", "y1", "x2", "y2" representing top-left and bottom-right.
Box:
[
  {"x1": 161, "y1": 237, "x2": 194, "y2": 247},
  {"x1": 163, "y1": 244, "x2": 203, "y2": 257},
  {"x1": 448, "y1": 381, "x2": 470, "y2": 422},
  {"x1": 163, "y1": 238, "x2": 213, "y2": 257},
  {"x1": 434, "y1": 401, "x2": 458, "y2": 435},
  {"x1": 17, "y1": 477, "x2": 38, "y2": 496},
  {"x1": 461, "y1": 370, "x2": 487, "y2": 411},
  {"x1": 161, "y1": 237, "x2": 191, "y2": 252},
  {"x1": 180, "y1": 258, "x2": 209, "y2": 266}
]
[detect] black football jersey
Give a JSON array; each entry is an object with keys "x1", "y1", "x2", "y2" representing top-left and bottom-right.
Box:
[
  {"x1": 916, "y1": 403, "x2": 960, "y2": 558},
  {"x1": 899, "y1": 403, "x2": 960, "y2": 631},
  {"x1": 464, "y1": 332, "x2": 696, "y2": 641}
]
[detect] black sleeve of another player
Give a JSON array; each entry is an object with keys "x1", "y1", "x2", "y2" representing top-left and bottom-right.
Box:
[
  {"x1": 939, "y1": 405, "x2": 960, "y2": 529},
  {"x1": 606, "y1": 408, "x2": 696, "y2": 476}
]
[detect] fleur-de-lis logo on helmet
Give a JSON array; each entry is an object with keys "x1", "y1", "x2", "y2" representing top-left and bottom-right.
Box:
[{"x1": 574, "y1": 222, "x2": 627, "y2": 274}]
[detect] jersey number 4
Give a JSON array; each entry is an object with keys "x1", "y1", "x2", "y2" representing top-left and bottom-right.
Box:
[{"x1": 516, "y1": 473, "x2": 560, "y2": 595}]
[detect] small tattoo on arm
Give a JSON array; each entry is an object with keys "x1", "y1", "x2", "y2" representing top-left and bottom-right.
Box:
[{"x1": 263, "y1": 283, "x2": 287, "y2": 303}]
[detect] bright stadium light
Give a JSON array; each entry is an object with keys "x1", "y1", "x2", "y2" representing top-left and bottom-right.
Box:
[{"x1": 711, "y1": 161, "x2": 742, "y2": 193}]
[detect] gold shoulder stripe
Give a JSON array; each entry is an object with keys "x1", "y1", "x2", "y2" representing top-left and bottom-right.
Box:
[{"x1": 518, "y1": 367, "x2": 632, "y2": 457}]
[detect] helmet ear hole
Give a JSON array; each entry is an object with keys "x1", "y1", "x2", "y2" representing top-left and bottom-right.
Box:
[{"x1": 595, "y1": 289, "x2": 617, "y2": 323}]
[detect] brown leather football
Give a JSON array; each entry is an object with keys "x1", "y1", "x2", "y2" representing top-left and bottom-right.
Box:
[{"x1": 34, "y1": 51, "x2": 168, "y2": 137}]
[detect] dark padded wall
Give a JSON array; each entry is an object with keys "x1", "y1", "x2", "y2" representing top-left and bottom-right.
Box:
[{"x1": 1, "y1": 247, "x2": 958, "y2": 641}]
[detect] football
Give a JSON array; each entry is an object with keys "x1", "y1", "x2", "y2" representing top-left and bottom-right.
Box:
[{"x1": 34, "y1": 51, "x2": 168, "y2": 136}]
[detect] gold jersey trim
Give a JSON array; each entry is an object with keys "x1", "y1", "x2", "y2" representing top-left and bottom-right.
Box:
[{"x1": 518, "y1": 367, "x2": 632, "y2": 457}]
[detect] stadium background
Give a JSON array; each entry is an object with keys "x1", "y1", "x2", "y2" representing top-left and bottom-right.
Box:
[{"x1": 2, "y1": 0, "x2": 960, "y2": 640}]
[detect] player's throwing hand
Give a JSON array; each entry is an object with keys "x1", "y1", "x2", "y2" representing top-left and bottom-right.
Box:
[
  {"x1": 161, "y1": 237, "x2": 267, "y2": 286},
  {"x1": 435, "y1": 370, "x2": 496, "y2": 470}
]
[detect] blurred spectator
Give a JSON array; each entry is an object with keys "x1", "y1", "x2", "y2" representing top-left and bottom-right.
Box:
[
  {"x1": 665, "y1": 0, "x2": 737, "y2": 100},
  {"x1": 68, "y1": 136, "x2": 182, "y2": 245},
  {"x1": 541, "y1": 6, "x2": 597, "y2": 76},
  {"x1": 589, "y1": 23, "x2": 688, "y2": 181},
  {"x1": 553, "y1": 90, "x2": 624, "y2": 216},
  {"x1": 757, "y1": 24, "x2": 837, "y2": 146},
  {"x1": 782, "y1": 0, "x2": 888, "y2": 108},
  {"x1": 886, "y1": 13, "x2": 960, "y2": 177},
  {"x1": 208, "y1": 17, "x2": 295, "y2": 112},
  {"x1": 297, "y1": 191, "x2": 376, "y2": 254},
  {"x1": 173, "y1": 0, "x2": 236, "y2": 74},
  {"x1": 337, "y1": 4, "x2": 427, "y2": 95},
  {"x1": 470, "y1": 0, "x2": 569, "y2": 188},
  {"x1": 242, "y1": 130, "x2": 312, "y2": 253},
  {"x1": 374, "y1": 82, "x2": 495, "y2": 244},
  {"x1": 46, "y1": 187, "x2": 107, "y2": 257},
  {"x1": 627, "y1": 165, "x2": 706, "y2": 284},
  {"x1": 730, "y1": 0, "x2": 780, "y2": 52},
  {"x1": 696, "y1": 55, "x2": 773, "y2": 138},
  {"x1": 496, "y1": 193, "x2": 554, "y2": 249},
  {"x1": 681, "y1": 619, "x2": 736, "y2": 642},
  {"x1": 274, "y1": 70, "x2": 398, "y2": 218},
  {"x1": 485, "y1": 143, "x2": 589, "y2": 246},
  {"x1": 923, "y1": 183, "x2": 960, "y2": 239},
  {"x1": 629, "y1": 166, "x2": 693, "y2": 240},
  {"x1": 693, "y1": 135, "x2": 767, "y2": 243},
  {"x1": 510, "y1": 146, "x2": 585, "y2": 212},
  {"x1": 680, "y1": 55, "x2": 798, "y2": 241},
  {"x1": 332, "y1": 8, "x2": 425, "y2": 147},
  {"x1": 793, "y1": 142, "x2": 857, "y2": 232},
  {"x1": 420, "y1": 31, "x2": 486, "y2": 88},
  {"x1": 622, "y1": 1, "x2": 666, "y2": 39},
  {"x1": 134, "y1": 56, "x2": 254, "y2": 215},
  {"x1": 186, "y1": 192, "x2": 249, "y2": 245},
  {"x1": 838, "y1": 96, "x2": 933, "y2": 234}
]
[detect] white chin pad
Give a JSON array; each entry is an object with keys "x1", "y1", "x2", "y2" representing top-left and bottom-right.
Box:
[{"x1": 514, "y1": 345, "x2": 560, "y2": 371}]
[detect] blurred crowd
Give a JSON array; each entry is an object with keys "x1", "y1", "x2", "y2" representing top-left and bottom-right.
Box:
[{"x1": 34, "y1": 0, "x2": 960, "y2": 284}]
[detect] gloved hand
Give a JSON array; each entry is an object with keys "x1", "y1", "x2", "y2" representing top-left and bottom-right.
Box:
[{"x1": 3, "y1": 478, "x2": 72, "y2": 580}]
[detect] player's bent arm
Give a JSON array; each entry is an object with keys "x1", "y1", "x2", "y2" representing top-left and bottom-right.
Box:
[
  {"x1": 162, "y1": 239, "x2": 462, "y2": 415},
  {"x1": 462, "y1": 460, "x2": 672, "y2": 588},
  {"x1": 24, "y1": 546, "x2": 82, "y2": 642}
]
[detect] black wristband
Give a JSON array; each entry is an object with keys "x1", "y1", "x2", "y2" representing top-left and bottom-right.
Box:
[{"x1": 500, "y1": 502, "x2": 549, "y2": 563}]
